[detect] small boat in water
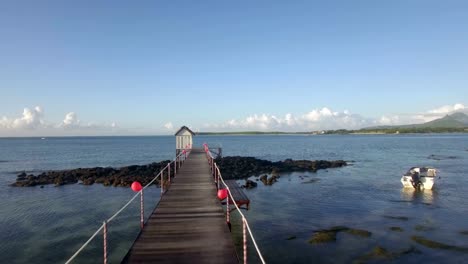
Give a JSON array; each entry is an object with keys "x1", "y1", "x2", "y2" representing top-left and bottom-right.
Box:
[{"x1": 401, "y1": 167, "x2": 437, "y2": 190}]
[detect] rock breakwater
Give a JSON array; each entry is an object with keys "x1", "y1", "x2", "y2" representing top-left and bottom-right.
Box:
[
  {"x1": 214, "y1": 156, "x2": 347, "y2": 179},
  {"x1": 12, "y1": 156, "x2": 347, "y2": 187}
]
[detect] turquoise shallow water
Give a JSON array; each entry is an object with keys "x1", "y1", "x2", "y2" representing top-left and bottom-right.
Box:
[{"x1": 0, "y1": 134, "x2": 467, "y2": 263}]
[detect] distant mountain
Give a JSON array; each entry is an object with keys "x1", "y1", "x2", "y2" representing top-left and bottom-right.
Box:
[
  {"x1": 365, "y1": 112, "x2": 468, "y2": 130},
  {"x1": 421, "y1": 112, "x2": 468, "y2": 128}
]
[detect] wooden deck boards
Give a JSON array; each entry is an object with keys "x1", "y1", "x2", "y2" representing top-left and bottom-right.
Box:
[
  {"x1": 225, "y1": 180, "x2": 250, "y2": 210},
  {"x1": 123, "y1": 148, "x2": 238, "y2": 264}
]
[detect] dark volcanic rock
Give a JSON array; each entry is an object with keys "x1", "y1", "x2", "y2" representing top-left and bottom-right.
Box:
[
  {"x1": 13, "y1": 156, "x2": 348, "y2": 188},
  {"x1": 12, "y1": 160, "x2": 172, "y2": 187},
  {"x1": 215, "y1": 156, "x2": 347, "y2": 180},
  {"x1": 243, "y1": 180, "x2": 257, "y2": 189}
]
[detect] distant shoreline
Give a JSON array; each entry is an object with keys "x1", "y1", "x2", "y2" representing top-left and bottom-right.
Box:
[
  {"x1": 198, "y1": 129, "x2": 468, "y2": 136},
  {"x1": 0, "y1": 129, "x2": 467, "y2": 139}
]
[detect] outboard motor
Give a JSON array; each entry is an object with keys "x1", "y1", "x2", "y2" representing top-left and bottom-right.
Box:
[{"x1": 411, "y1": 172, "x2": 422, "y2": 189}]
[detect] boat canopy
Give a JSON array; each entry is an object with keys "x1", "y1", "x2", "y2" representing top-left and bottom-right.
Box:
[{"x1": 404, "y1": 167, "x2": 436, "y2": 177}]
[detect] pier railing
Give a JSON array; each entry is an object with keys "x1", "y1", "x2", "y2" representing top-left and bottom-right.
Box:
[
  {"x1": 204, "y1": 143, "x2": 266, "y2": 264},
  {"x1": 65, "y1": 146, "x2": 192, "y2": 264}
]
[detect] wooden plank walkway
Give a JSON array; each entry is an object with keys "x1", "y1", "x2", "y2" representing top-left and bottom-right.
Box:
[{"x1": 123, "y1": 148, "x2": 238, "y2": 264}]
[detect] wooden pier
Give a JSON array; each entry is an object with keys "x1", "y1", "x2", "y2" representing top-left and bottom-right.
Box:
[{"x1": 123, "y1": 148, "x2": 238, "y2": 263}]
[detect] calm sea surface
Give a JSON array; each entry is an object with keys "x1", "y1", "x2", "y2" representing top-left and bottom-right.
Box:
[{"x1": 1, "y1": 135, "x2": 467, "y2": 263}]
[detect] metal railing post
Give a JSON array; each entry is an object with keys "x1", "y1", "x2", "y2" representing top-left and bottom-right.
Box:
[
  {"x1": 226, "y1": 190, "x2": 230, "y2": 224},
  {"x1": 168, "y1": 163, "x2": 171, "y2": 183},
  {"x1": 103, "y1": 221, "x2": 108, "y2": 264},
  {"x1": 243, "y1": 217, "x2": 247, "y2": 264},
  {"x1": 214, "y1": 165, "x2": 217, "y2": 183},
  {"x1": 140, "y1": 190, "x2": 144, "y2": 230},
  {"x1": 161, "y1": 167, "x2": 164, "y2": 196}
]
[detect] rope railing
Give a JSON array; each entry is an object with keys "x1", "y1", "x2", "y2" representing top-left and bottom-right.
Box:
[
  {"x1": 203, "y1": 143, "x2": 266, "y2": 264},
  {"x1": 65, "y1": 146, "x2": 192, "y2": 264}
]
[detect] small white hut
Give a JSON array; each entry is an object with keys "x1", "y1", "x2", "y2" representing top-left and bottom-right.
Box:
[{"x1": 175, "y1": 126, "x2": 195, "y2": 155}]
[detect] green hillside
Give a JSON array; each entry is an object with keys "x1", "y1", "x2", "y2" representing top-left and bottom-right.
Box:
[
  {"x1": 422, "y1": 117, "x2": 466, "y2": 128},
  {"x1": 366, "y1": 112, "x2": 468, "y2": 130}
]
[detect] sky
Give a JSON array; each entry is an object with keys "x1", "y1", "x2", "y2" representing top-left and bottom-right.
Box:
[{"x1": 0, "y1": 1, "x2": 467, "y2": 136}]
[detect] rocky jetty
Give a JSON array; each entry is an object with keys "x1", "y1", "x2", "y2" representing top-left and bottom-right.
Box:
[
  {"x1": 12, "y1": 161, "x2": 172, "y2": 187},
  {"x1": 214, "y1": 156, "x2": 347, "y2": 179},
  {"x1": 12, "y1": 156, "x2": 347, "y2": 187}
]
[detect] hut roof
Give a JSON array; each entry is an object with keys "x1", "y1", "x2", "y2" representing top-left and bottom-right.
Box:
[{"x1": 174, "y1": 126, "x2": 195, "y2": 136}]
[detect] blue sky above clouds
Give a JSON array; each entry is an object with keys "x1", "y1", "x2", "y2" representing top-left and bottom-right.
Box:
[{"x1": 0, "y1": 1, "x2": 467, "y2": 136}]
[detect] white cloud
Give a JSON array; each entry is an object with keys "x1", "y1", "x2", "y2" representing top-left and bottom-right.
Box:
[
  {"x1": 378, "y1": 115, "x2": 400, "y2": 126},
  {"x1": 407, "y1": 103, "x2": 466, "y2": 123},
  {"x1": 428, "y1": 103, "x2": 465, "y2": 114},
  {"x1": 202, "y1": 103, "x2": 467, "y2": 131},
  {"x1": 61, "y1": 112, "x2": 80, "y2": 128},
  {"x1": 203, "y1": 107, "x2": 373, "y2": 131},
  {"x1": 0, "y1": 106, "x2": 121, "y2": 136},
  {"x1": 164, "y1": 122, "x2": 174, "y2": 130},
  {"x1": 0, "y1": 106, "x2": 45, "y2": 129},
  {"x1": 1, "y1": 103, "x2": 466, "y2": 136}
]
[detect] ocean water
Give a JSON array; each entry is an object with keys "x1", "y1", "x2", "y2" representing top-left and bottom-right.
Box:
[{"x1": 0, "y1": 134, "x2": 467, "y2": 263}]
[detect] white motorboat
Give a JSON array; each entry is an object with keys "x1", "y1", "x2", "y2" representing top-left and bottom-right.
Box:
[{"x1": 401, "y1": 167, "x2": 437, "y2": 190}]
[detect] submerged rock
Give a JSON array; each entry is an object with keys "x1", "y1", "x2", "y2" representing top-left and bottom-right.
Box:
[
  {"x1": 389, "y1": 226, "x2": 404, "y2": 232},
  {"x1": 383, "y1": 215, "x2": 409, "y2": 221},
  {"x1": 353, "y1": 245, "x2": 421, "y2": 263},
  {"x1": 309, "y1": 226, "x2": 371, "y2": 244},
  {"x1": 368, "y1": 246, "x2": 392, "y2": 258},
  {"x1": 414, "y1": 224, "x2": 436, "y2": 231},
  {"x1": 399, "y1": 246, "x2": 421, "y2": 255},
  {"x1": 411, "y1": 236, "x2": 468, "y2": 252},
  {"x1": 353, "y1": 246, "x2": 392, "y2": 264},
  {"x1": 309, "y1": 231, "x2": 337, "y2": 244},
  {"x1": 428, "y1": 154, "x2": 458, "y2": 160},
  {"x1": 302, "y1": 178, "x2": 320, "y2": 184},
  {"x1": 345, "y1": 228, "x2": 372, "y2": 237},
  {"x1": 460, "y1": 231, "x2": 468, "y2": 235}
]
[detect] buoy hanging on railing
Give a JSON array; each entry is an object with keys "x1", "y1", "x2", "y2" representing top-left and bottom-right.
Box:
[
  {"x1": 217, "y1": 189, "x2": 228, "y2": 200},
  {"x1": 131, "y1": 181, "x2": 142, "y2": 192}
]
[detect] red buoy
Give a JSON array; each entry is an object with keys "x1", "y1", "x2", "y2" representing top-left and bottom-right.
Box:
[
  {"x1": 217, "y1": 189, "x2": 228, "y2": 200},
  {"x1": 131, "y1": 181, "x2": 142, "y2": 192}
]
